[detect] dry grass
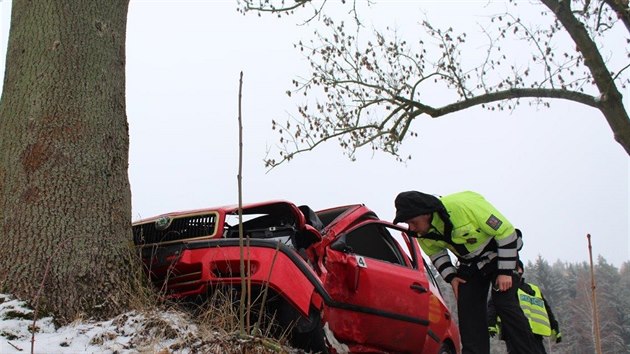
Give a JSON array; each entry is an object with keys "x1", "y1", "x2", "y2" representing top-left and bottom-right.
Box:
[
  {"x1": 123, "y1": 246, "x2": 166, "y2": 313},
  {"x1": 121, "y1": 297, "x2": 304, "y2": 354},
  {"x1": 122, "y1": 248, "x2": 306, "y2": 353}
]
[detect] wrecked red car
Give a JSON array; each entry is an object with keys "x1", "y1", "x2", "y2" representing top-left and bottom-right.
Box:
[{"x1": 132, "y1": 201, "x2": 461, "y2": 354}]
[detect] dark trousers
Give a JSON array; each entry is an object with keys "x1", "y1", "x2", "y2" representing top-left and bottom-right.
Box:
[
  {"x1": 505, "y1": 334, "x2": 547, "y2": 354},
  {"x1": 457, "y1": 268, "x2": 541, "y2": 354}
]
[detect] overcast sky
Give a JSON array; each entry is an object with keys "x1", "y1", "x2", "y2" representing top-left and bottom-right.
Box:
[{"x1": 1, "y1": 1, "x2": 628, "y2": 267}]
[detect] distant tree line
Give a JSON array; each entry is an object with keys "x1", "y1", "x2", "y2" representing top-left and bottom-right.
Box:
[{"x1": 433, "y1": 256, "x2": 630, "y2": 354}]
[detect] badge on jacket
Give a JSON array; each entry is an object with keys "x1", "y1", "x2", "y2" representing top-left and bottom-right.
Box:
[{"x1": 486, "y1": 214, "x2": 503, "y2": 231}]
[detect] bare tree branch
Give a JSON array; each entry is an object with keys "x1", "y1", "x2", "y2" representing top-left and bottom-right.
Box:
[
  {"x1": 243, "y1": 0, "x2": 310, "y2": 13},
  {"x1": 243, "y1": 0, "x2": 630, "y2": 163},
  {"x1": 602, "y1": 0, "x2": 630, "y2": 33},
  {"x1": 541, "y1": 0, "x2": 630, "y2": 153},
  {"x1": 397, "y1": 88, "x2": 600, "y2": 119}
]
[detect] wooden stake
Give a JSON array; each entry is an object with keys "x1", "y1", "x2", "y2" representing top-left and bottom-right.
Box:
[
  {"x1": 587, "y1": 234, "x2": 602, "y2": 354},
  {"x1": 237, "y1": 71, "x2": 247, "y2": 336}
]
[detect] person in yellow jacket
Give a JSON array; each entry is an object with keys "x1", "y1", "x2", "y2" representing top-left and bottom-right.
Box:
[
  {"x1": 488, "y1": 260, "x2": 562, "y2": 353},
  {"x1": 394, "y1": 190, "x2": 541, "y2": 354}
]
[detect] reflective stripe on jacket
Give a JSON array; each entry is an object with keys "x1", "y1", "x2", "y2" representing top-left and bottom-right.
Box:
[
  {"x1": 518, "y1": 283, "x2": 552, "y2": 336},
  {"x1": 417, "y1": 191, "x2": 517, "y2": 280}
]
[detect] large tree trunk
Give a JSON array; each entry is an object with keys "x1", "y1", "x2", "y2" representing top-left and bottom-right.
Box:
[{"x1": 0, "y1": 0, "x2": 133, "y2": 322}]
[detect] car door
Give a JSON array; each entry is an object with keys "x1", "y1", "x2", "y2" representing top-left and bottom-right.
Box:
[{"x1": 322, "y1": 221, "x2": 430, "y2": 353}]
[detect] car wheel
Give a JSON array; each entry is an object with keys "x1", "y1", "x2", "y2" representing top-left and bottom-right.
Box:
[
  {"x1": 437, "y1": 342, "x2": 455, "y2": 354},
  {"x1": 291, "y1": 307, "x2": 328, "y2": 353},
  {"x1": 277, "y1": 302, "x2": 328, "y2": 353}
]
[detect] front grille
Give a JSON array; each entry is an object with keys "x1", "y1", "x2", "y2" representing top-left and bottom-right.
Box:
[{"x1": 133, "y1": 213, "x2": 219, "y2": 246}]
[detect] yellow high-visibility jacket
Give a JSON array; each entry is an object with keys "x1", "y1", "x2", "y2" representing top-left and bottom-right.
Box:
[
  {"x1": 519, "y1": 283, "x2": 552, "y2": 336},
  {"x1": 417, "y1": 191, "x2": 519, "y2": 282},
  {"x1": 488, "y1": 280, "x2": 561, "y2": 339}
]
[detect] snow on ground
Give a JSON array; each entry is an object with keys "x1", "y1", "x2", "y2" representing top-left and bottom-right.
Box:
[
  {"x1": 0, "y1": 293, "x2": 199, "y2": 354},
  {"x1": 0, "y1": 294, "x2": 295, "y2": 354}
]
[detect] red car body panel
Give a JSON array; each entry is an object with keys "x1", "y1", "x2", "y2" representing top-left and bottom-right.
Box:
[
  {"x1": 322, "y1": 248, "x2": 430, "y2": 352},
  {"x1": 149, "y1": 244, "x2": 317, "y2": 316},
  {"x1": 133, "y1": 200, "x2": 461, "y2": 354}
]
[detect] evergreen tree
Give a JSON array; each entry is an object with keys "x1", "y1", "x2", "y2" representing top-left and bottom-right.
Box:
[
  {"x1": 528, "y1": 256, "x2": 562, "y2": 306},
  {"x1": 619, "y1": 262, "x2": 630, "y2": 352},
  {"x1": 595, "y1": 257, "x2": 627, "y2": 353},
  {"x1": 425, "y1": 255, "x2": 630, "y2": 353},
  {"x1": 561, "y1": 262, "x2": 595, "y2": 353}
]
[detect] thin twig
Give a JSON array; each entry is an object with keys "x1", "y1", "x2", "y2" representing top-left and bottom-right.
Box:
[
  {"x1": 8, "y1": 341, "x2": 23, "y2": 351},
  {"x1": 246, "y1": 236, "x2": 252, "y2": 334},
  {"x1": 255, "y1": 241, "x2": 282, "y2": 334},
  {"x1": 237, "y1": 71, "x2": 247, "y2": 337},
  {"x1": 587, "y1": 234, "x2": 603, "y2": 354},
  {"x1": 31, "y1": 238, "x2": 72, "y2": 354}
]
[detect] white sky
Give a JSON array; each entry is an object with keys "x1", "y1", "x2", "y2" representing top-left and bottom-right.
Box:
[{"x1": 1, "y1": 0, "x2": 628, "y2": 266}]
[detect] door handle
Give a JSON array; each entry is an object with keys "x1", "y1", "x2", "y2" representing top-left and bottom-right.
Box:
[{"x1": 410, "y1": 283, "x2": 427, "y2": 293}]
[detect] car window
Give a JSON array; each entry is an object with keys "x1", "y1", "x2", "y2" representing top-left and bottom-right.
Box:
[
  {"x1": 392, "y1": 230, "x2": 417, "y2": 267},
  {"x1": 344, "y1": 223, "x2": 412, "y2": 267},
  {"x1": 423, "y1": 256, "x2": 440, "y2": 289}
]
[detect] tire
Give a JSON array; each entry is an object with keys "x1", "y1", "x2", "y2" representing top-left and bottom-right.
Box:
[
  {"x1": 291, "y1": 307, "x2": 328, "y2": 353},
  {"x1": 437, "y1": 342, "x2": 455, "y2": 354},
  {"x1": 277, "y1": 302, "x2": 327, "y2": 353}
]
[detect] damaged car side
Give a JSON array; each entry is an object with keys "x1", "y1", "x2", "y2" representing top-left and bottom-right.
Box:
[{"x1": 132, "y1": 201, "x2": 461, "y2": 354}]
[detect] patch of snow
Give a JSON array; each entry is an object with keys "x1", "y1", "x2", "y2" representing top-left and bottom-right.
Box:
[
  {"x1": 0, "y1": 294, "x2": 301, "y2": 354},
  {"x1": 0, "y1": 294, "x2": 201, "y2": 354},
  {"x1": 323, "y1": 322, "x2": 349, "y2": 354}
]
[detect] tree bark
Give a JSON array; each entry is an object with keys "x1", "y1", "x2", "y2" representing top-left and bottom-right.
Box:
[
  {"x1": 542, "y1": 0, "x2": 630, "y2": 155},
  {"x1": 0, "y1": 0, "x2": 133, "y2": 322}
]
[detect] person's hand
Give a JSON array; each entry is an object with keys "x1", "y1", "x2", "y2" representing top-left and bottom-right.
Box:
[
  {"x1": 488, "y1": 325, "x2": 498, "y2": 338},
  {"x1": 450, "y1": 276, "x2": 466, "y2": 299},
  {"x1": 552, "y1": 330, "x2": 562, "y2": 343},
  {"x1": 494, "y1": 274, "x2": 512, "y2": 291}
]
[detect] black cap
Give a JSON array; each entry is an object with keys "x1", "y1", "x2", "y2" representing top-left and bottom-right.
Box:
[{"x1": 393, "y1": 191, "x2": 443, "y2": 224}]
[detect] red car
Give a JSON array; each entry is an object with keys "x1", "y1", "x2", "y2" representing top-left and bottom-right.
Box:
[{"x1": 133, "y1": 201, "x2": 461, "y2": 354}]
